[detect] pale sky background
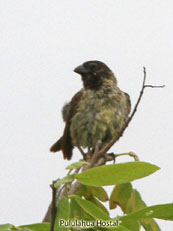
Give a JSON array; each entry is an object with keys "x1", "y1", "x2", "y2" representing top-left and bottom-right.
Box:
[{"x1": 0, "y1": 0, "x2": 173, "y2": 230}]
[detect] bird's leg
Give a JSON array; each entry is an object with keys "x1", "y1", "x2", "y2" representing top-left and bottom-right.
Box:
[
  {"x1": 91, "y1": 140, "x2": 105, "y2": 164},
  {"x1": 77, "y1": 145, "x2": 86, "y2": 159},
  {"x1": 95, "y1": 156, "x2": 106, "y2": 166},
  {"x1": 94, "y1": 140, "x2": 102, "y2": 155},
  {"x1": 87, "y1": 147, "x2": 92, "y2": 159},
  {"x1": 94, "y1": 140, "x2": 115, "y2": 161},
  {"x1": 94, "y1": 152, "x2": 115, "y2": 166}
]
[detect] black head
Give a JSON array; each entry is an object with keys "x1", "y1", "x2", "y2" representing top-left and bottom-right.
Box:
[{"x1": 74, "y1": 60, "x2": 113, "y2": 90}]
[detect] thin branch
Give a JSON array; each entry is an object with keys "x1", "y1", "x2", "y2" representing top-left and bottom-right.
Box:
[
  {"x1": 57, "y1": 184, "x2": 65, "y2": 199},
  {"x1": 144, "y1": 84, "x2": 165, "y2": 88},
  {"x1": 114, "y1": 152, "x2": 139, "y2": 161},
  {"x1": 50, "y1": 181, "x2": 57, "y2": 231},
  {"x1": 95, "y1": 67, "x2": 164, "y2": 156}
]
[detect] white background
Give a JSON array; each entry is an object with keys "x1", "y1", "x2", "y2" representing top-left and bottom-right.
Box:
[{"x1": 0, "y1": 0, "x2": 173, "y2": 230}]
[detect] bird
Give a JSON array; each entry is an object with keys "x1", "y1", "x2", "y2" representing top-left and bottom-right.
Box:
[{"x1": 50, "y1": 60, "x2": 131, "y2": 160}]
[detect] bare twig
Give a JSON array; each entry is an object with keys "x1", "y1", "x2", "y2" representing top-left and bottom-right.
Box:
[
  {"x1": 144, "y1": 84, "x2": 165, "y2": 88},
  {"x1": 114, "y1": 152, "x2": 139, "y2": 161},
  {"x1": 50, "y1": 181, "x2": 57, "y2": 231},
  {"x1": 43, "y1": 183, "x2": 65, "y2": 222}
]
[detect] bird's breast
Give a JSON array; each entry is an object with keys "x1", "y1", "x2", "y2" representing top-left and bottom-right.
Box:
[{"x1": 70, "y1": 86, "x2": 129, "y2": 149}]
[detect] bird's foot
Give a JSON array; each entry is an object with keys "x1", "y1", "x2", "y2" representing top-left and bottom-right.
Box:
[{"x1": 104, "y1": 152, "x2": 116, "y2": 163}]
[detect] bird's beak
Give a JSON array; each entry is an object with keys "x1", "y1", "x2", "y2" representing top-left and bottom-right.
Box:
[{"x1": 74, "y1": 65, "x2": 89, "y2": 74}]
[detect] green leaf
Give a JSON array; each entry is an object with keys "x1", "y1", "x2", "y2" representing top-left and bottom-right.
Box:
[
  {"x1": 72, "y1": 227, "x2": 109, "y2": 231},
  {"x1": 88, "y1": 196, "x2": 109, "y2": 215},
  {"x1": 73, "y1": 226, "x2": 131, "y2": 231},
  {"x1": 0, "y1": 224, "x2": 19, "y2": 231},
  {"x1": 54, "y1": 174, "x2": 75, "y2": 188},
  {"x1": 121, "y1": 220, "x2": 140, "y2": 231},
  {"x1": 19, "y1": 223, "x2": 50, "y2": 231},
  {"x1": 54, "y1": 197, "x2": 71, "y2": 231},
  {"x1": 83, "y1": 185, "x2": 93, "y2": 198},
  {"x1": 19, "y1": 229, "x2": 33, "y2": 231},
  {"x1": 66, "y1": 161, "x2": 89, "y2": 170},
  {"x1": 70, "y1": 198, "x2": 93, "y2": 220},
  {"x1": 126, "y1": 189, "x2": 161, "y2": 230},
  {"x1": 77, "y1": 186, "x2": 108, "y2": 207},
  {"x1": 70, "y1": 197, "x2": 84, "y2": 219},
  {"x1": 72, "y1": 195, "x2": 110, "y2": 220},
  {"x1": 75, "y1": 185, "x2": 88, "y2": 197},
  {"x1": 121, "y1": 203, "x2": 173, "y2": 221},
  {"x1": 0, "y1": 224, "x2": 13, "y2": 231},
  {"x1": 109, "y1": 183, "x2": 132, "y2": 211},
  {"x1": 90, "y1": 186, "x2": 108, "y2": 202},
  {"x1": 19, "y1": 230, "x2": 32, "y2": 231},
  {"x1": 139, "y1": 219, "x2": 160, "y2": 231},
  {"x1": 75, "y1": 162, "x2": 160, "y2": 186},
  {"x1": 108, "y1": 225, "x2": 130, "y2": 231},
  {"x1": 126, "y1": 189, "x2": 146, "y2": 213},
  {"x1": 72, "y1": 228, "x2": 108, "y2": 231}
]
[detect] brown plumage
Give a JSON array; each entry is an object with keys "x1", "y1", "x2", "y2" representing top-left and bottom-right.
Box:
[
  {"x1": 50, "y1": 91, "x2": 83, "y2": 159},
  {"x1": 50, "y1": 61, "x2": 131, "y2": 160}
]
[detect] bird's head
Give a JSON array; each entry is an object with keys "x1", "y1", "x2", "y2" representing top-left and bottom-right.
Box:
[{"x1": 74, "y1": 60, "x2": 116, "y2": 90}]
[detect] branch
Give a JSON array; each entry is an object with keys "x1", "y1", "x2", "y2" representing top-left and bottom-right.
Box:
[
  {"x1": 114, "y1": 152, "x2": 139, "y2": 161},
  {"x1": 144, "y1": 84, "x2": 165, "y2": 88},
  {"x1": 94, "y1": 67, "x2": 164, "y2": 157},
  {"x1": 50, "y1": 181, "x2": 57, "y2": 231}
]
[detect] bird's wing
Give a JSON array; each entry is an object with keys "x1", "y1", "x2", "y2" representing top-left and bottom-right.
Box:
[
  {"x1": 62, "y1": 102, "x2": 71, "y2": 122},
  {"x1": 124, "y1": 92, "x2": 131, "y2": 115},
  {"x1": 61, "y1": 89, "x2": 84, "y2": 159}
]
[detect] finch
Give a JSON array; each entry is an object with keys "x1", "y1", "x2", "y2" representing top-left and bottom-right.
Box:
[{"x1": 50, "y1": 60, "x2": 131, "y2": 160}]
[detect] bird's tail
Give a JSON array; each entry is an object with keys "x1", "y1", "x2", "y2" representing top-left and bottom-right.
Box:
[{"x1": 50, "y1": 137, "x2": 62, "y2": 152}]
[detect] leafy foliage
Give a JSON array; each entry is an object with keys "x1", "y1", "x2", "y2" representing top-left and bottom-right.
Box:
[
  {"x1": 1, "y1": 161, "x2": 172, "y2": 231},
  {"x1": 0, "y1": 223, "x2": 50, "y2": 231},
  {"x1": 54, "y1": 197, "x2": 70, "y2": 230},
  {"x1": 66, "y1": 161, "x2": 90, "y2": 170},
  {"x1": 75, "y1": 162, "x2": 160, "y2": 186},
  {"x1": 109, "y1": 183, "x2": 132, "y2": 211},
  {"x1": 54, "y1": 174, "x2": 75, "y2": 188}
]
